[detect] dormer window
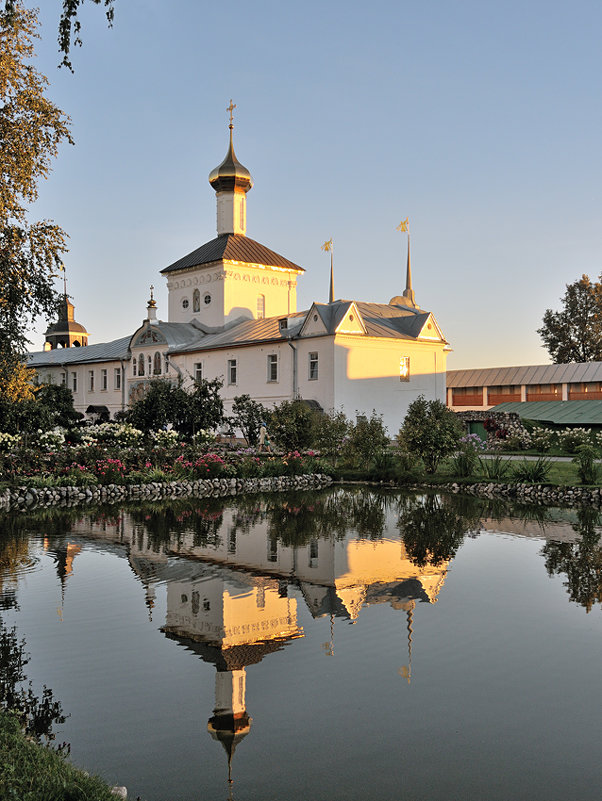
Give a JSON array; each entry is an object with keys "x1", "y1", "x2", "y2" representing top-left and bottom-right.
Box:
[{"x1": 279, "y1": 318, "x2": 288, "y2": 331}]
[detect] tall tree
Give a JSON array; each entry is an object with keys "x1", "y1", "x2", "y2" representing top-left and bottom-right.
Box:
[
  {"x1": 0, "y1": 3, "x2": 72, "y2": 393},
  {"x1": 538, "y1": 274, "x2": 602, "y2": 363}
]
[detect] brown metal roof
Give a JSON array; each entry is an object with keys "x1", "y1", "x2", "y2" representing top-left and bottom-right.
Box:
[
  {"x1": 160, "y1": 234, "x2": 304, "y2": 275},
  {"x1": 447, "y1": 362, "x2": 602, "y2": 388}
]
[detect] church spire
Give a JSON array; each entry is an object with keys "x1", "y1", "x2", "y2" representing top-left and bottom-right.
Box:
[
  {"x1": 208, "y1": 101, "x2": 253, "y2": 236},
  {"x1": 321, "y1": 239, "x2": 334, "y2": 303}
]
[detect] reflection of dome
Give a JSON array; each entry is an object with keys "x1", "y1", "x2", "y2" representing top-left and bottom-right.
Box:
[
  {"x1": 208, "y1": 710, "x2": 253, "y2": 782},
  {"x1": 208, "y1": 128, "x2": 253, "y2": 194}
]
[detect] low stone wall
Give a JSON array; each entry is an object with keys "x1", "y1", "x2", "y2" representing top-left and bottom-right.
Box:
[
  {"x1": 0, "y1": 474, "x2": 333, "y2": 513},
  {"x1": 435, "y1": 481, "x2": 602, "y2": 508}
]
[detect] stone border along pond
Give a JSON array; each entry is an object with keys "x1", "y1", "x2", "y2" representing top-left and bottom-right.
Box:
[
  {"x1": 432, "y1": 480, "x2": 602, "y2": 508},
  {"x1": 1, "y1": 474, "x2": 333, "y2": 513}
]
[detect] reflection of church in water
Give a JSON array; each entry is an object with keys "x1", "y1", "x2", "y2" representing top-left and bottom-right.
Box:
[{"x1": 49, "y1": 499, "x2": 450, "y2": 783}]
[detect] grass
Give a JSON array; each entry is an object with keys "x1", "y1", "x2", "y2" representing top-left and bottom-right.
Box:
[{"x1": 0, "y1": 710, "x2": 118, "y2": 801}]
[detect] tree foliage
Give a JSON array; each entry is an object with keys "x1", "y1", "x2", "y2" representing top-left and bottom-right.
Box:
[
  {"x1": 4, "y1": 0, "x2": 115, "y2": 70},
  {"x1": 538, "y1": 274, "x2": 602, "y2": 363},
  {"x1": 230, "y1": 394, "x2": 267, "y2": 446},
  {"x1": 0, "y1": 3, "x2": 72, "y2": 373},
  {"x1": 312, "y1": 408, "x2": 350, "y2": 462},
  {"x1": 398, "y1": 395, "x2": 463, "y2": 473},
  {"x1": 127, "y1": 378, "x2": 224, "y2": 436},
  {"x1": 269, "y1": 400, "x2": 315, "y2": 452},
  {"x1": 344, "y1": 411, "x2": 389, "y2": 467}
]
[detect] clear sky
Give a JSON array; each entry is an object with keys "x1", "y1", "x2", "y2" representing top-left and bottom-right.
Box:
[{"x1": 26, "y1": 0, "x2": 602, "y2": 369}]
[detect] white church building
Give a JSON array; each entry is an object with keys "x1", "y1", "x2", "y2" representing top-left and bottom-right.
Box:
[{"x1": 28, "y1": 115, "x2": 450, "y2": 435}]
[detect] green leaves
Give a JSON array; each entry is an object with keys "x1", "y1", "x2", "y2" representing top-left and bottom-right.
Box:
[
  {"x1": 398, "y1": 395, "x2": 463, "y2": 473},
  {"x1": 0, "y1": 4, "x2": 73, "y2": 388},
  {"x1": 538, "y1": 274, "x2": 602, "y2": 363}
]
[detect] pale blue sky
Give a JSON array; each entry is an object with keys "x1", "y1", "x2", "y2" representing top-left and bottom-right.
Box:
[{"x1": 27, "y1": 0, "x2": 602, "y2": 368}]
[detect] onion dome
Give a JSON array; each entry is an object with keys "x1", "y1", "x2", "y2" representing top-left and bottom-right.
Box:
[
  {"x1": 44, "y1": 296, "x2": 89, "y2": 349},
  {"x1": 208, "y1": 127, "x2": 253, "y2": 194}
]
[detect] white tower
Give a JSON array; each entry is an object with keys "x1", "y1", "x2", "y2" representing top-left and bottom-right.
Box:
[{"x1": 208, "y1": 100, "x2": 253, "y2": 236}]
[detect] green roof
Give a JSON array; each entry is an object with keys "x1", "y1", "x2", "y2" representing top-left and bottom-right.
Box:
[{"x1": 491, "y1": 400, "x2": 602, "y2": 426}]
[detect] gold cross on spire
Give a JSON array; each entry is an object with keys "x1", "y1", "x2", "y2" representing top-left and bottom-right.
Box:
[
  {"x1": 227, "y1": 99, "x2": 236, "y2": 128},
  {"x1": 150, "y1": 284, "x2": 154, "y2": 300}
]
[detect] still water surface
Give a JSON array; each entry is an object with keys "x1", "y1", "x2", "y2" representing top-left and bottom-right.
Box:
[{"x1": 2, "y1": 489, "x2": 602, "y2": 800}]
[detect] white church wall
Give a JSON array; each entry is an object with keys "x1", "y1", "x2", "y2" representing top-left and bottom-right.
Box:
[
  {"x1": 223, "y1": 264, "x2": 298, "y2": 322},
  {"x1": 166, "y1": 268, "x2": 226, "y2": 326},
  {"x1": 332, "y1": 336, "x2": 448, "y2": 435}
]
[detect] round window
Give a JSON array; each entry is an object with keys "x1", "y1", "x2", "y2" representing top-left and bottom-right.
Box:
[
  {"x1": 349, "y1": 314, "x2": 354, "y2": 322},
  {"x1": 313, "y1": 314, "x2": 318, "y2": 322},
  {"x1": 204, "y1": 293, "x2": 212, "y2": 305},
  {"x1": 182, "y1": 298, "x2": 189, "y2": 309}
]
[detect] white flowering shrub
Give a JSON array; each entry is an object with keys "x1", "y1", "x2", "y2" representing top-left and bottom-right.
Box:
[
  {"x1": 192, "y1": 429, "x2": 217, "y2": 448},
  {"x1": 79, "y1": 428, "x2": 99, "y2": 446},
  {"x1": 530, "y1": 427, "x2": 556, "y2": 453},
  {"x1": 0, "y1": 432, "x2": 20, "y2": 452},
  {"x1": 151, "y1": 429, "x2": 180, "y2": 447},
  {"x1": 558, "y1": 427, "x2": 591, "y2": 453},
  {"x1": 87, "y1": 422, "x2": 144, "y2": 447},
  {"x1": 38, "y1": 427, "x2": 65, "y2": 450}
]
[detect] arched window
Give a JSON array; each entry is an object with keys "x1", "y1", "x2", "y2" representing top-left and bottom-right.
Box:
[
  {"x1": 164, "y1": 353, "x2": 169, "y2": 373},
  {"x1": 193, "y1": 289, "x2": 200, "y2": 312},
  {"x1": 257, "y1": 294, "x2": 265, "y2": 319},
  {"x1": 147, "y1": 355, "x2": 152, "y2": 375},
  {"x1": 138, "y1": 354, "x2": 145, "y2": 376},
  {"x1": 153, "y1": 352, "x2": 162, "y2": 375}
]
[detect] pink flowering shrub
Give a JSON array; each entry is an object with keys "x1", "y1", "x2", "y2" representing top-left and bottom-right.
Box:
[{"x1": 93, "y1": 458, "x2": 127, "y2": 484}]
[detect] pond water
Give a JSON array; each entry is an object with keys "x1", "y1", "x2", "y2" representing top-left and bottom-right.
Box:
[{"x1": 2, "y1": 488, "x2": 602, "y2": 801}]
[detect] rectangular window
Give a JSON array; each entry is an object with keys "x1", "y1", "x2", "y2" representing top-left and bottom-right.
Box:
[
  {"x1": 71, "y1": 372, "x2": 77, "y2": 392},
  {"x1": 194, "y1": 362, "x2": 203, "y2": 383},
  {"x1": 101, "y1": 369, "x2": 108, "y2": 391},
  {"x1": 267, "y1": 354, "x2": 278, "y2": 382},
  {"x1": 60, "y1": 373, "x2": 66, "y2": 386},
  {"x1": 114, "y1": 368, "x2": 121, "y2": 390},
  {"x1": 88, "y1": 370, "x2": 94, "y2": 392},
  {"x1": 257, "y1": 295, "x2": 265, "y2": 319},
  {"x1": 309, "y1": 352, "x2": 319, "y2": 380},
  {"x1": 400, "y1": 356, "x2": 410, "y2": 382},
  {"x1": 228, "y1": 359, "x2": 237, "y2": 385}
]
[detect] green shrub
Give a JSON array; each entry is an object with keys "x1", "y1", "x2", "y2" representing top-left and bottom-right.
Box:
[
  {"x1": 573, "y1": 444, "x2": 600, "y2": 485},
  {"x1": 479, "y1": 455, "x2": 511, "y2": 480},
  {"x1": 269, "y1": 400, "x2": 315, "y2": 452},
  {"x1": 513, "y1": 457, "x2": 552, "y2": 483},
  {"x1": 397, "y1": 396, "x2": 463, "y2": 473},
  {"x1": 344, "y1": 411, "x2": 389, "y2": 468}
]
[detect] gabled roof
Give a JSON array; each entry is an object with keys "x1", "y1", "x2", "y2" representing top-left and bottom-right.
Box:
[
  {"x1": 160, "y1": 233, "x2": 304, "y2": 275},
  {"x1": 447, "y1": 362, "x2": 602, "y2": 388},
  {"x1": 171, "y1": 300, "x2": 446, "y2": 356},
  {"x1": 130, "y1": 321, "x2": 202, "y2": 349},
  {"x1": 27, "y1": 336, "x2": 132, "y2": 367},
  {"x1": 301, "y1": 300, "x2": 445, "y2": 341}
]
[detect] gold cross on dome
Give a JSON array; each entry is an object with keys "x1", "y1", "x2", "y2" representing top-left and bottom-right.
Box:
[
  {"x1": 149, "y1": 284, "x2": 154, "y2": 300},
  {"x1": 227, "y1": 99, "x2": 236, "y2": 127}
]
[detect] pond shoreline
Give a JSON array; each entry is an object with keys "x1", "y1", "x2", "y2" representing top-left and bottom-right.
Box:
[{"x1": 0, "y1": 473, "x2": 333, "y2": 512}]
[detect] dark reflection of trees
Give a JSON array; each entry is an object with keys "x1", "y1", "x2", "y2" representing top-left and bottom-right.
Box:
[
  {"x1": 265, "y1": 488, "x2": 390, "y2": 546},
  {"x1": 397, "y1": 493, "x2": 482, "y2": 567},
  {"x1": 0, "y1": 622, "x2": 66, "y2": 744},
  {"x1": 542, "y1": 507, "x2": 602, "y2": 612},
  {"x1": 128, "y1": 498, "x2": 225, "y2": 551}
]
